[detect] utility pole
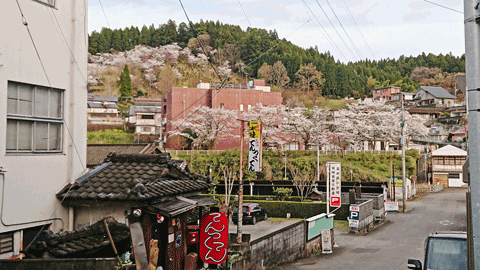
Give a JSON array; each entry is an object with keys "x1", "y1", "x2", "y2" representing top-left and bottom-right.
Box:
[
  {"x1": 284, "y1": 152, "x2": 287, "y2": 180},
  {"x1": 464, "y1": 0, "x2": 480, "y2": 267},
  {"x1": 236, "y1": 119, "x2": 247, "y2": 243},
  {"x1": 401, "y1": 93, "x2": 407, "y2": 212}
]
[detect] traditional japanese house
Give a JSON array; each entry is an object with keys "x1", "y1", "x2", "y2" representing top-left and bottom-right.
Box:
[{"x1": 56, "y1": 152, "x2": 215, "y2": 270}]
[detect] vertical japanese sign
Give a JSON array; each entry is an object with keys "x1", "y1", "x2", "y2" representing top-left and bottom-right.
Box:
[
  {"x1": 248, "y1": 121, "x2": 262, "y2": 172},
  {"x1": 327, "y1": 162, "x2": 341, "y2": 207},
  {"x1": 199, "y1": 212, "x2": 228, "y2": 264}
]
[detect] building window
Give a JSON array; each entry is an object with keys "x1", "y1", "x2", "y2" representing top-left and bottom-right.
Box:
[
  {"x1": 141, "y1": 127, "x2": 151, "y2": 132},
  {"x1": 34, "y1": 0, "x2": 55, "y2": 7},
  {"x1": 6, "y1": 81, "x2": 63, "y2": 154},
  {"x1": 240, "y1": 104, "x2": 244, "y2": 111},
  {"x1": 0, "y1": 233, "x2": 14, "y2": 255},
  {"x1": 141, "y1": 115, "x2": 154, "y2": 119},
  {"x1": 247, "y1": 104, "x2": 252, "y2": 111},
  {"x1": 449, "y1": 173, "x2": 460, "y2": 179},
  {"x1": 220, "y1": 103, "x2": 225, "y2": 109}
]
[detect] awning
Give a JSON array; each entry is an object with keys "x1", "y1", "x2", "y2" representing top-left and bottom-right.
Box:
[
  {"x1": 188, "y1": 196, "x2": 217, "y2": 207},
  {"x1": 147, "y1": 196, "x2": 197, "y2": 217}
]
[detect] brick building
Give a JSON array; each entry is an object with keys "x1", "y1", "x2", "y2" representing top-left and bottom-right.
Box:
[{"x1": 162, "y1": 80, "x2": 283, "y2": 150}]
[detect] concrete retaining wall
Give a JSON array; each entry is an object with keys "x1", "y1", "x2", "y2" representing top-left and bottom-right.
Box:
[
  {"x1": 350, "y1": 199, "x2": 374, "y2": 233},
  {"x1": 249, "y1": 220, "x2": 306, "y2": 268},
  {"x1": 361, "y1": 194, "x2": 385, "y2": 220}
]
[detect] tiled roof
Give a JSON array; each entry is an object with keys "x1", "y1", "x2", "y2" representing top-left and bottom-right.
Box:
[
  {"x1": 57, "y1": 153, "x2": 210, "y2": 202},
  {"x1": 419, "y1": 86, "x2": 455, "y2": 99},
  {"x1": 87, "y1": 143, "x2": 155, "y2": 167},
  {"x1": 23, "y1": 217, "x2": 130, "y2": 258},
  {"x1": 432, "y1": 145, "x2": 467, "y2": 156}
]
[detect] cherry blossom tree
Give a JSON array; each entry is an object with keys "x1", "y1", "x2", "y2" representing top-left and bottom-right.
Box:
[
  {"x1": 335, "y1": 99, "x2": 429, "y2": 150},
  {"x1": 241, "y1": 104, "x2": 286, "y2": 148},
  {"x1": 280, "y1": 106, "x2": 333, "y2": 150},
  {"x1": 169, "y1": 106, "x2": 238, "y2": 150}
]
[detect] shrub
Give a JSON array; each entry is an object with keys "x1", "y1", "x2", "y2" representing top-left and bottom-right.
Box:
[{"x1": 273, "y1": 187, "x2": 293, "y2": 201}]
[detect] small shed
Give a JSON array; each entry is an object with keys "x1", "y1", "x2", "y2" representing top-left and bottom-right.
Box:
[
  {"x1": 432, "y1": 145, "x2": 467, "y2": 187},
  {"x1": 309, "y1": 188, "x2": 322, "y2": 201}
]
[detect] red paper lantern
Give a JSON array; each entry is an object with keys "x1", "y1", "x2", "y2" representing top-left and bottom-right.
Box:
[{"x1": 199, "y1": 212, "x2": 228, "y2": 264}]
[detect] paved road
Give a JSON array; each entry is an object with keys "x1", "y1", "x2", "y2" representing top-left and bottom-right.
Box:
[
  {"x1": 280, "y1": 188, "x2": 467, "y2": 270},
  {"x1": 228, "y1": 219, "x2": 299, "y2": 241}
]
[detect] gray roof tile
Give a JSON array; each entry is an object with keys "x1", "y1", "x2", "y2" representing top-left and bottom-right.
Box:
[
  {"x1": 57, "y1": 153, "x2": 210, "y2": 202},
  {"x1": 419, "y1": 86, "x2": 455, "y2": 99}
]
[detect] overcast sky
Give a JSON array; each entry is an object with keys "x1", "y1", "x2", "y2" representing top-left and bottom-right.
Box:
[{"x1": 88, "y1": 0, "x2": 465, "y2": 63}]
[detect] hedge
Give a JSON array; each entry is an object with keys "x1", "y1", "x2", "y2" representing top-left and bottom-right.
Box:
[
  {"x1": 244, "y1": 200, "x2": 350, "y2": 220},
  {"x1": 206, "y1": 194, "x2": 312, "y2": 202}
]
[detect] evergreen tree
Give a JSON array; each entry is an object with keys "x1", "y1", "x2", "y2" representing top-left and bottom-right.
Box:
[{"x1": 118, "y1": 65, "x2": 132, "y2": 98}]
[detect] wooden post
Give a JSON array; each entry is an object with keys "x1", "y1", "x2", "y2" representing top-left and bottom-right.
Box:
[{"x1": 104, "y1": 219, "x2": 123, "y2": 267}]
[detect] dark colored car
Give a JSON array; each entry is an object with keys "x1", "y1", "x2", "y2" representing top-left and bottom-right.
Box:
[
  {"x1": 408, "y1": 231, "x2": 467, "y2": 270},
  {"x1": 231, "y1": 203, "x2": 267, "y2": 225}
]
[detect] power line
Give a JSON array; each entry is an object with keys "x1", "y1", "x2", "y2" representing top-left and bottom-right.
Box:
[
  {"x1": 15, "y1": 0, "x2": 95, "y2": 251},
  {"x1": 324, "y1": 0, "x2": 364, "y2": 60},
  {"x1": 98, "y1": 0, "x2": 111, "y2": 28},
  {"x1": 178, "y1": 0, "x2": 224, "y2": 81},
  {"x1": 237, "y1": 0, "x2": 252, "y2": 27},
  {"x1": 423, "y1": 0, "x2": 463, "y2": 14},
  {"x1": 158, "y1": 20, "x2": 311, "y2": 133},
  {"x1": 46, "y1": 6, "x2": 88, "y2": 85},
  {"x1": 313, "y1": 0, "x2": 358, "y2": 61},
  {"x1": 340, "y1": 0, "x2": 376, "y2": 59},
  {"x1": 301, "y1": 0, "x2": 348, "y2": 61},
  {"x1": 301, "y1": 1, "x2": 372, "y2": 91}
]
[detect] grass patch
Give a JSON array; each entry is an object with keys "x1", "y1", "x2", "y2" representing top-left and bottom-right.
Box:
[
  {"x1": 87, "y1": 130, "x2": 134, "y2": 144},
  {"x1": 268, "y1": 217, "x2": 303, "y2": 224},
  {"x1": 334, "y1": 220, "x2": 349, "y2": 232}
]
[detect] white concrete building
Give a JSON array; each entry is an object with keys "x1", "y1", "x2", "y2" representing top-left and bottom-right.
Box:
[
  {"x1": 432, "y1": 145, "x2": 467, "y2": 188},
  {"x1": 0, "y1": 0, "x2": 87, "y2": 258}
]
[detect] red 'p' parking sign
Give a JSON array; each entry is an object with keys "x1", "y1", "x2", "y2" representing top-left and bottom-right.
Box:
[{"x1": 199, "y1": 212, "x2": 228, "y2": 264}]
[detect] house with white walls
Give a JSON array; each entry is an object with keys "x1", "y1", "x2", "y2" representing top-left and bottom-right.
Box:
[
  {"x1": 0, "y1": 0, "x2": 87, "y2": 258},
  {"x1": 432, "y1": 145, "x2": 467, "y2": 187}
]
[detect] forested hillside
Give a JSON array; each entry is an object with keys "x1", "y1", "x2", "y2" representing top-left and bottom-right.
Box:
[{"x1": 88, "y1": 20, "x2": 465, "y2": 100}]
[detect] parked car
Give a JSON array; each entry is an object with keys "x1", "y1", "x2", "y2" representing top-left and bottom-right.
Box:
[
  {"x1": 407, "y1": 231, "x2": 467, "y2": 270},
  {"x1": 231, "y1": 203, "x2": 267, "y2": 225}
]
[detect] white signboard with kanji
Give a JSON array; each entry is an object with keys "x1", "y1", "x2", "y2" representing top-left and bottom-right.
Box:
[
  {"x1": 248, "y1": 121, "x2": 262, "y2": 172},
  {"x1": 327, "y1": 162, "x2": 341, "y2": 207}
]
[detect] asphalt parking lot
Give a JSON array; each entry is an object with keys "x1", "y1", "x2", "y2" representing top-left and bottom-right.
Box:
[{"x1": 228, "y1": 219, "x2": 300, "y2": 241}]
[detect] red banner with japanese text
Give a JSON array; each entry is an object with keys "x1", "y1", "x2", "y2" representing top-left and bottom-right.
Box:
[{"x1": 199, "y1": 212, "x2": 229, "y2": 264}]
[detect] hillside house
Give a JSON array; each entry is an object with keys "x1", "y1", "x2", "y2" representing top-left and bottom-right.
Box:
[
  {"x1": 129, "y1": 98, "x2": 163, "y2": 135},
  {"x1": 431, "y1": 145, "x2": 467, "y2": 187},
  {"x1": 87, "y1": 94, "x2": 119, "y2": 116},
  {"x1": 0, "y1": 0, "x2": 87, "y2": 258},
  {"x1": 414, "y1": 86, "x2": 455, "y2": 107},
  {"x1": 450, "y1": 126, "x2": 467, "y2": 142},
  {"x1": 372, "y1": 86, "x2": 402, "y2": 101}
]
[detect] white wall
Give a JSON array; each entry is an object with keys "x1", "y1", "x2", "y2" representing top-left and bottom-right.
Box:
[
  {"x1": 74, "y1": 203, "x2": 133, "y2": 229},
  {"x1": 0, "y1": 0, "x2": 87, "y2": 257}
]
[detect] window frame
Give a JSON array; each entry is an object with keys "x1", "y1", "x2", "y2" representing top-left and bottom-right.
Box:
[{"x1": 6, "y1": 81, "x2": 64, "y2": 155}]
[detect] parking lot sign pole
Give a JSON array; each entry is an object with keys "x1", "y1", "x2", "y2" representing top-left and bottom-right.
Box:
[
  {"x1": 464, "y1": 0, "x2": 480, "y2": 267},
  {"x1": 237, "y1": 119, "x2": 247, "y2": 243},
  {"x1": 326, "y1": 163, "x2": 330, "y2": 214}
]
